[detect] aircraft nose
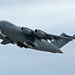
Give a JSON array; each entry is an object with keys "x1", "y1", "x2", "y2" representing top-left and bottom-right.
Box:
[
  {"x1": 55, "y1": 48, "x2": 63, "y2": 54},
  {"x1": 45, "y1": 42, "x2": 63, "y2": 54},
  {"x1": 32, "y1": 37, "x2": 63, "y2": 54},
  {"x1": 51, "y1": 44, "x2": 63, "y2": 54}
]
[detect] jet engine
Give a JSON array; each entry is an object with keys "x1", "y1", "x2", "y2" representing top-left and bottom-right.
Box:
[
  {"x1": 35, "y1": 29, "x2": 47, "y2": 40},
  {"x1": 21, "y1": 27, "x2": 33, "y2": 35}
]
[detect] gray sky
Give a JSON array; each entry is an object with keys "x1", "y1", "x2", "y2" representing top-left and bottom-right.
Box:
[{"x1": 0, "y1": 0, "x2": 75, "y2": 75}]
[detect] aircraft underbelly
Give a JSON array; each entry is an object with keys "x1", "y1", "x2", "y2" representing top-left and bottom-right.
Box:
[{"x1": 33, "y1": 39, "x2": 63, "y2": 53}]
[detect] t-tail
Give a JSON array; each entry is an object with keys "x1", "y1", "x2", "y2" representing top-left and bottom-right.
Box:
[{"x1": 51, "y1": 33, "x2": 75, "y2": 48}]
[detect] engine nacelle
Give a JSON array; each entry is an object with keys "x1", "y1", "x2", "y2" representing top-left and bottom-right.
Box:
[
  {"x1": 35, "y1": 29, "x2": 47, "y2": 39},
  {"x1": 21, "y1": 27, "x2": 33, "y2": 35}
]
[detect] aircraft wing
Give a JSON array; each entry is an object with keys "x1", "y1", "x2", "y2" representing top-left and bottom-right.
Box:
[
  {"x1": 46, "y1": 33, "x2": 73, "y2": 41},
  {"x1": 34, "y1": 29, "x2": 73, "y2": 41},
  {"x1": 45, "y1": 33, "x2": 74, "y2": 48}
]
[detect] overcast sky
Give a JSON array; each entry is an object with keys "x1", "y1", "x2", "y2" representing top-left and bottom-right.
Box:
[{"x1": 0, "y1": 0, "x2": 75, "y2": 75}]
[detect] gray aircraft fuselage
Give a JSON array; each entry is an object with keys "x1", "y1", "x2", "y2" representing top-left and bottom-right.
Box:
[{"x1": 0, "y1": 21, "x2": 63, "y2": 53}]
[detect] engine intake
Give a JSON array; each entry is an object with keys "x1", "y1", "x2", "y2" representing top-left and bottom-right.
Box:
[
  {"x1": 35, "y1": 29, "x2": 47, "y2": 40},
  {"x1": 21, "y1": 27, "x2": 33, "y2": 35}
]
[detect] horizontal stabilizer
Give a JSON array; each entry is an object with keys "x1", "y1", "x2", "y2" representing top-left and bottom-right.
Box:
[{"x1": 1, "y1": 39, "x2": 11, "y2": 45}]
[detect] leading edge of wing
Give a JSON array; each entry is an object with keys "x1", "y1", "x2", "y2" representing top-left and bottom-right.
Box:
[{"x1": 46, "y1": 33, "x2": 73, "y2": 41}]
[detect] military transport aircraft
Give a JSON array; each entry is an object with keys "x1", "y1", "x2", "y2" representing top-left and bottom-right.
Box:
[{"x1": 0, "y1": 21, "x2": 75, "y2": 54}]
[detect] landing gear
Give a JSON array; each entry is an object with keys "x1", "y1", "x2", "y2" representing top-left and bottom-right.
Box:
[{"x1": 17, "y1": 42, "x2": 27, "y2": 48}]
